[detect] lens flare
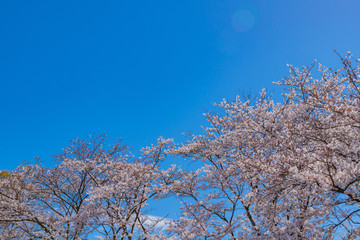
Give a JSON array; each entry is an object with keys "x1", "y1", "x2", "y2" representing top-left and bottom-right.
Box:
[{"x1": 231, "y1": 9, "x2": 255, "y2": 32}]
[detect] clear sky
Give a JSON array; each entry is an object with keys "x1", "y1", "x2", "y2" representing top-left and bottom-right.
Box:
[{"x1": 1, "y1": 0, "x2": 360, "y2": 172}]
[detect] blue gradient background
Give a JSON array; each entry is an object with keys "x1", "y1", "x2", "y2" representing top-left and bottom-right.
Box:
[{"x1": 1, "y1": 0, "x2": 360, "y2": 172}]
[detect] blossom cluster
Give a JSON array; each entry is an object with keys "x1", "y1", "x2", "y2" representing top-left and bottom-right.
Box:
[{"x1": 1, "y1": 54, "x2": 360, "y2": 239}]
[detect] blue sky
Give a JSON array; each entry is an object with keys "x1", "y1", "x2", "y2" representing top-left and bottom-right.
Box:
[{"x1": 1, "y1": 0, "x2": 360, "y2": 172}]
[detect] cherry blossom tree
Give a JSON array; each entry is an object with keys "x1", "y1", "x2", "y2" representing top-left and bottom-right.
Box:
[
  {"x1": 0, "y1": 135, "x2": 174, "y2": 240},
  {"x1": 86, "y1": 137, "x2": 174, "y2": 240},
  {"x1": 2, "y1": 53, "x2": 360, "y2": 239},
  {"x1": 168, "y1": 53, "x2": 360, "y2": 239}
]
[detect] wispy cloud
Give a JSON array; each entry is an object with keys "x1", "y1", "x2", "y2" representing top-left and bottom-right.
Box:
[{"x1": 140, "y1": 215, "x2": 173, "y2": 230}]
